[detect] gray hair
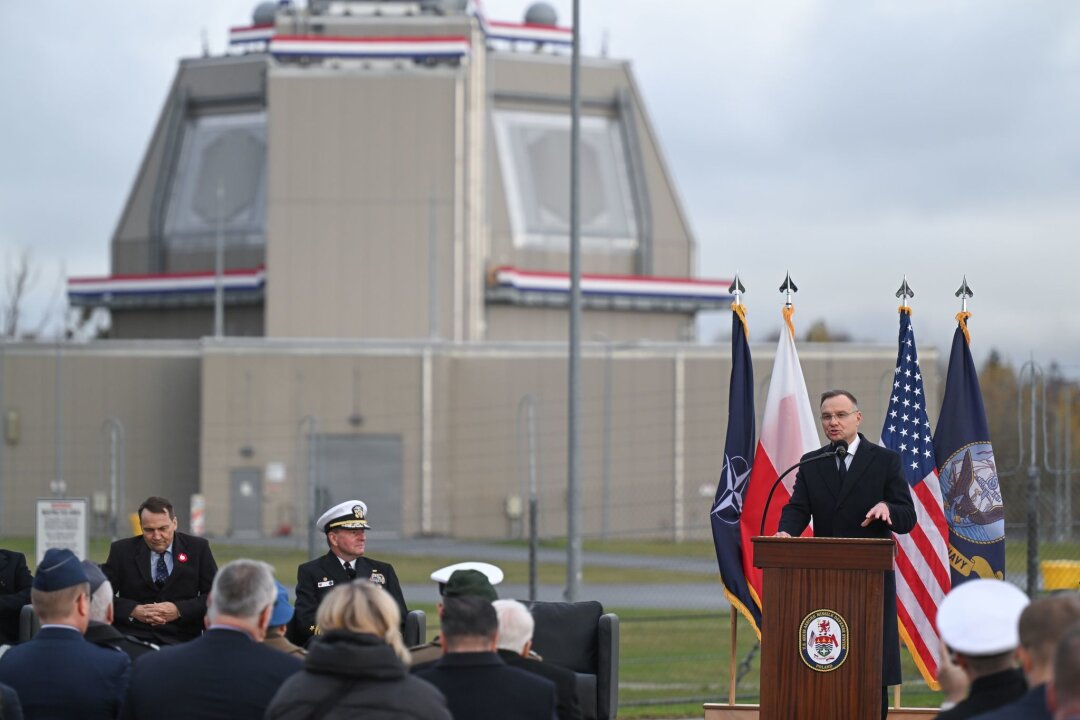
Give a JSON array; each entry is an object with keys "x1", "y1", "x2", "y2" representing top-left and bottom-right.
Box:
[
  {"x1": 208, "y1": 559, "x2": 276, "y2": 623},
  {"x1": 493, "y1": 599, "x2": 534, "y2": 653},
  {"x1": 89, "y1": 579, "x2": 114, "y2": 623}
]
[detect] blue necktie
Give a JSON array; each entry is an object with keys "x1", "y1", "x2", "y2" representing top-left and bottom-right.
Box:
[{"x1": 155, "y1": 553, "x2": 168, "y2": 586}]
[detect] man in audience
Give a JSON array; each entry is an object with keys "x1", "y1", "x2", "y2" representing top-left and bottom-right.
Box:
[
  {"x1": 972, "y1": 593, "x2": 1080, "y2": 719},
  {"x1": 81, "y1": 560, "x2": 159, "y2": 661},
  {"x1": 102, "y1": 496, "x2": 218, "y2": 645},
  {"x1": 0, "y1": 548, "x2": 32, "y2": 645},
  {"x1": 0, "y1": 548, "x2": 130, "y2": 719},
  {"x1": 1051, "y1": 626, "x2": 1080, "y2": 720},
  {"x1": 410, "y1": 562, "x2": 504, "y2": 667},
  {"x1": 935, "y1": 578, "x2": 1029, "y2": 719},
  {"x1": 121, "y1": 559, "x2": 302, "y2": 719},
  {"x1": 417, "y1": 594, "x2": 556, "y2": 720},
  {"x1": 263, "y1": 581, "x2": 305, "y2": 657},
  {"x1": 494, "y1": 599, "x2": 583, "y2": 720},
  {"x1": 289, "y1": 500, "x2": 406, "y2": 646}
]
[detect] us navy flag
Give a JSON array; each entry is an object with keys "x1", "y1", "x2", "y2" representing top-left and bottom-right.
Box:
[
  {"x1": 932, "y1": 314, "x2": 1005, "y2": 583},
  {"x1": 710, "y1": 304, "x2": 762, "y2": 631}
]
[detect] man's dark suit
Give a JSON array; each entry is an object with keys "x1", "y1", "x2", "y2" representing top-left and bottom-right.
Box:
[
  {"x1": 498, "y1": 649, "x2": 583, "y2": 720},
  {"x1": 120, "y1": 628, "x2": 302, "y2": 720},
  {"x1": 288, "y1": 552, "x2": 405, "y2": 646},
  {"x1": 417, "y1": 651, "x2": 557, "y2": 720},
  {"x1": 0, "y1": 680, "x2": 22, "y2": 720},
  {"x1": 0, "y1": 626, "x2": 130, "y2": 720},
  {"x1": 101, "y1": 531, "x2": 217, "y2": 645},
  {"x1": 0, "y1": 551, "x2": 32, "y2": 645},
  {"x1": 777, "y1": 433, "x2": 916, "y2": 686}
]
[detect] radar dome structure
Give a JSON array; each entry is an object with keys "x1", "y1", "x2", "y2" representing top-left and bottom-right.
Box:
[
  {"x1": 524, "y1": 2, "x2": 557, "y2": 26},
  {"x1": 252, "y1": 2, "x2": 277, "y2": 25}
]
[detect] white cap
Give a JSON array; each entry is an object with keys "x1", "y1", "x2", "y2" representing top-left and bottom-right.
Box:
[
  {"x1": 430, "y1": 561, "x2": 504, "y2": 586},
  {"x1": 316, "y1": 500, "x2": 370, "y2": 532},
  {"x1": 937, "y1": 578, "x2": 1030, "y2": 656}
]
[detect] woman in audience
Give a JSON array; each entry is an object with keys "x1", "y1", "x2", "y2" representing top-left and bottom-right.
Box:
[{"x1": 266, "y1": 580, "x2": 450, "y2": 720}]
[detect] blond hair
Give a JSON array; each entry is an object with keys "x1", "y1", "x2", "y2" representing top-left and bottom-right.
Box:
[{"x1": 316, "y1": 580, "x2": 410, "y2": 662}]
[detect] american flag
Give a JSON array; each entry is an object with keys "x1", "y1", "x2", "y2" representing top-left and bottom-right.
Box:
[{"x1": 879, "y1": 308, "x2": 951, "y2": 690}]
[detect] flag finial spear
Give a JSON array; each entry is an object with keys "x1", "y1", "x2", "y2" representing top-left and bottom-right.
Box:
[
  {"x1": 729, "y1": 274, "x2": 746, "y2": 306},
  {"x1": 778, "y1": 272, "x2": 797, "y2": 308},
  {"x1": 955, "y1": 276, "x2": 973, "y2": 313},
  {"x1": 895, "y1": 276, "x2": 914, "y2": 309}
]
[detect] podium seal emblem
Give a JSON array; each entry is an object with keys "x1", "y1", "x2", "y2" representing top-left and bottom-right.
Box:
[{"x1": 799, "y1": 609, "x2": 849, "y2": 672}]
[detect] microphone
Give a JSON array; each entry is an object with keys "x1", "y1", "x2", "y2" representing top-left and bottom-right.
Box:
[{"x1": 758, "y1": 440, "x2": 849, "y2": 536}]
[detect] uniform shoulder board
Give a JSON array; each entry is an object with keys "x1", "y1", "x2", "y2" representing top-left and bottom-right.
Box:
[{"x1": 123, "y1": 634, "x2": 160, "y2": 651}]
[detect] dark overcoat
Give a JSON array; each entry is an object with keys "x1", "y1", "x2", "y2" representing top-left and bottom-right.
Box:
[{"x1": 778, "y1": 433, "x2": 916, "y2": 686}]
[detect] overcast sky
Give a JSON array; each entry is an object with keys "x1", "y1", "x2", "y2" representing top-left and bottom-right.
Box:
[{"x1": 2, "y1": 1, "x2": 1079, "y2": 376}]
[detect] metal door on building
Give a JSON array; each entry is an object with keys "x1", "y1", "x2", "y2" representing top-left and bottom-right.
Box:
[
  {"x1": 317, "y1": 434, "x2": 403, "y2": 537},
  {"x1": 229, "y1": 467, "x2": 263, "y2": 538}
]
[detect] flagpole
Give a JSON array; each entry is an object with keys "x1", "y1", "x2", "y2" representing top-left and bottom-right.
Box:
[{"x1": 728, "y1": 606, "x2": 737, "y2": 705}]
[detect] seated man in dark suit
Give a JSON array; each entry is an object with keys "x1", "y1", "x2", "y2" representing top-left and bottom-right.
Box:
[
  {"x1": 121, "y1": 559, "x2": 303, "y2": 720},
  {"x1": 417, "y1": 591, "x2": 557, "y2": 720},
  {"x1": 0, "y1": 549, "x2": 32, "y2": 646},
  {"x1": 0, "y1": 548, "x2": 130, "y2": 719},
  {"x1": 289, "y1": 499, "x2": 406, "y2": 646},
  {"x1": 495, "y1": 599, "x2": 583, "y2": 720},
  {"x1": 102, "y1": 495, "x2": 217, "y2": 645}
]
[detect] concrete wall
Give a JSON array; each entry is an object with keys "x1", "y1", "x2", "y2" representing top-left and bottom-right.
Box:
[
  {"x1": 264, "y1": 69, "x2": 461, "y2": 340},
  {"x1": 0, "y1": 342, "x2": 202, "y2": 536}
]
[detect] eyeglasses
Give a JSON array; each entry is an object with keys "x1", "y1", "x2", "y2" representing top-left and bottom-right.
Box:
[{"x1": 820, "y1": 410, "x2": 858, "y2": 422}]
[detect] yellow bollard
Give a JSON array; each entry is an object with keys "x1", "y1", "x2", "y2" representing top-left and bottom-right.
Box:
[{"x1": 129, "y1": 512, "x2": 142, "y2": 536}]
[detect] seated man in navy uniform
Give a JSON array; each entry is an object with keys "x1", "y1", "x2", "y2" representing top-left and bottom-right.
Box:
[{"x1": 288, "y1": 500, "x2": 406, "y2": 646}]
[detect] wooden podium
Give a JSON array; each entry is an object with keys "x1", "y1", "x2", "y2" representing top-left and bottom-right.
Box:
[{"x1": 752, "y1": 536, "x2": 894, "y2": 720}]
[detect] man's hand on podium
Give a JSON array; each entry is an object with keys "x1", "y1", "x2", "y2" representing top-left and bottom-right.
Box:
[
  {"x1": 861, "y1": 501, "x2": 892, "y2": 527},
  {"x1": 773, "y1": 531, "x2": 791, "y2": 538}
]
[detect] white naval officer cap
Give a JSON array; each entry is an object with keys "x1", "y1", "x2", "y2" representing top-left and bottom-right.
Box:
[
  {"x1": 430, "y1": 561, "x2": 504, "y2": 586},
  {"x1": 316, "y1": 500, "x2": 370, "y2": 532},
  {"x1": 936, "y1": 578, "x2": 1030, "y2": 656}
]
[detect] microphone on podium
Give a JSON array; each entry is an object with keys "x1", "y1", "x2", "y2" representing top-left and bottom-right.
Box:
[{"x1": 758, "y1": 439, "x2": 849, "y2": 536}]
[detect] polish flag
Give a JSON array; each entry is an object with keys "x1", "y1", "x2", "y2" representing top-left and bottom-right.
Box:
[{"x1": 738, "y1": 307, "x2": 820, "y2": 607}]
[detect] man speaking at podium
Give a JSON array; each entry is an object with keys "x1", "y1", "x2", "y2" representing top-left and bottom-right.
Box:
[{"x1": 774, "y1": 389, "x2": 916, "y2": 720}]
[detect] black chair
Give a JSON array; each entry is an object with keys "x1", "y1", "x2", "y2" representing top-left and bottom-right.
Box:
[
  {"x1": 403, "y1": 608, "x2": 426, "y2": 648},
  {"x1": 527, "y1": 600, "x2": 619, "y2": 720},
  {"x1": 18, "y1": 604, "x2": 40, "y2": 643}
]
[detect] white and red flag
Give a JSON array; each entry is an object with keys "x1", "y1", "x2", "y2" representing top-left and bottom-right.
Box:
[{"x1": 738, "y1": 305, "x2": 820, "y2": 610}]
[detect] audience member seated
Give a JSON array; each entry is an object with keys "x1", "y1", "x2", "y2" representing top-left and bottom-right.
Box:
[
  {"x1": 0, "y1": 549, "x2": 32, "y2": 646},
  {"x1": 410, "y1": 563, "x2": 504, "y2": 668},
  {"x1": 0, "y1": 680, "x2": 20, "y2": 720},
  {"x1": 102, "y1": 496, "x2": 218, "y2": 646},
  {"x1": 972, "y1": 593, "x2": 1080, "y2": 720},
  {"x1": 935, "y1": 579, "x2": 1030, "y2": 719},
  {"x1": 81, "y1": 560, "x2": 159, "y2": 661},
  {"x1": 1050, "y1": 626, "x2": 1080, "y2": 720},
  {"x1": 0, "y1": 548, "x2": 130, "y2": 720},
  {"x1": 266, "y1": 579, "x2": 451, "y2": 719},
  {"x1": 121, "y1": 559, "x2": 302, "y2": 720},
  {"x1": 263, "y1": 581, "x2": 306, "y2": 658},
  {"x1": 495, "y1": 599, "x2": 583, "y2": 720},
  {"x1": 417, "y1": 591, "x2": 557, "y2": 720}
]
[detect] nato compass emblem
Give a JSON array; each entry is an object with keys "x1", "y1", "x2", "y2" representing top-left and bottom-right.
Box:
[
  {"x1": 711, "y1": 454, "x2": 752, "y2": 525},
  {"x1": 939, "y1": 443, "x2": 1004, "y2": 543},
  {"x1": 799, "y1": 610, "x2": 849, "y2": 672}
]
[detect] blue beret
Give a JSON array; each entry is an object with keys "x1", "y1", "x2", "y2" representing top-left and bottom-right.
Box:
[{"x1": 33, "y1": 548, "x2": 89, "y2": 592}]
